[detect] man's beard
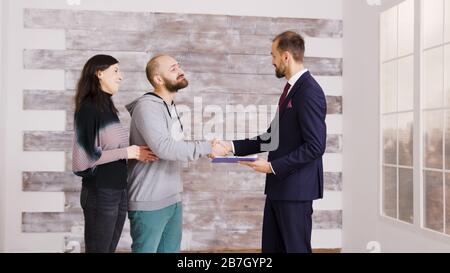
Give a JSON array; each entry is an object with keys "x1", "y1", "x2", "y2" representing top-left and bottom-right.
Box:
[
  {"x1": 274, "y1": 64, "x2": 285, "y2": 79},
  {"x1": 165, "y1": 76, "x2": 189, "y2": 93}
]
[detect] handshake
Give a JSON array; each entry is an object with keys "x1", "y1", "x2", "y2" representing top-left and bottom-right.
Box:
[
  {"x1": 207, "y1": 139, "x2": 273, "y2": 174},
  {"x1": 208, "y1": 139, "x2": 233, "y2": 158}
]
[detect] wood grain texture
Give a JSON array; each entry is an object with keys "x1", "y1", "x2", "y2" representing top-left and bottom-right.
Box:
[{"x1": 22, "y1": 8, "x2": 344, "y2": 251}]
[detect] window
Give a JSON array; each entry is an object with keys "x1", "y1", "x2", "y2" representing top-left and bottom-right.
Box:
[
  {"x1": 381, "y1": 0, "x2": 415, "y2": 224},
  {"x1": 380, "y1": 0, "x2": 450, "y2": 236},
  {"x1": 422, "y1": 0, "x2": 450, "y2": 234}
]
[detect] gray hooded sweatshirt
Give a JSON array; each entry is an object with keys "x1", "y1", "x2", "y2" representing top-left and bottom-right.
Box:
[{"x1": 126, "y1": 93, "x2": 212, "y2": 211}]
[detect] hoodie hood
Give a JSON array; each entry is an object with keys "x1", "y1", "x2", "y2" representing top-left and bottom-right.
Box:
[
  {"x1": 126, "y1": 92, "x2": 165, "y2": 117},
  {"x1": 125, "y1": 93, "x2": 164, "y2": 116}
]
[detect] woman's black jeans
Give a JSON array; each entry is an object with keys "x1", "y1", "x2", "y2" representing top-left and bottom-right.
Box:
[{"x1": 80, "y1": 186, "x2": 127, "y2": 253}]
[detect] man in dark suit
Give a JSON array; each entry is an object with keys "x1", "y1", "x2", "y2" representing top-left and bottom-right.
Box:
[{"x1": 217, "y1": 31, "x2": 327, "y2": 253}]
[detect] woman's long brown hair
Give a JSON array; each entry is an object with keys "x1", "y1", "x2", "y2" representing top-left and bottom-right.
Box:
[{"x1": 74, "y1": 54, "x2": 119, "y2": 114}]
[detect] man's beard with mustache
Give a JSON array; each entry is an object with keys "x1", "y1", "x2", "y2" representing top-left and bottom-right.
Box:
[
  {"x1": 274, "y1": 64, "x2": 285, "y2": 79},
  {"x1": 165, "y1": 76, "x2": 189, "y2": 93}
]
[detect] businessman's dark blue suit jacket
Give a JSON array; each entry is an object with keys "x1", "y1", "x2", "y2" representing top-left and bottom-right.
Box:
[{"x1": 233, "y1": 71, "x2": 327, "y2": 201}]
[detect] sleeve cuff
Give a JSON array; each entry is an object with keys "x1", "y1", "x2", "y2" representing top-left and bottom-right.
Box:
[
  {"x1": 269, "y1": 162, "x2": 276, "y2": 175},
  {"x1": 121, "y1": 147, "x2": 129, "y2": 160},
  {"x1": 231, "y1": 141, "x2": 236, "y2": 155}
]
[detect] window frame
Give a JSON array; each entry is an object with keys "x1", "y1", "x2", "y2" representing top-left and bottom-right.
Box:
[{"x1": 379, "y1": 0, "x2": 450, "y2": 241}]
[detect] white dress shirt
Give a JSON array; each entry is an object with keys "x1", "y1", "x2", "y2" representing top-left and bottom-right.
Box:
[{"x1": 286, "y1": 68, "x2": 308, "y2": 96}]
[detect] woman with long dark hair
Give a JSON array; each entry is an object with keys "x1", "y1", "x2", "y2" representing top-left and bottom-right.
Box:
[{"x1": 72, "y1": 54, "x2": 158, "y2": 253}]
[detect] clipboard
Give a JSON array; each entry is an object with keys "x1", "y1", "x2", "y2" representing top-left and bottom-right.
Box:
[{"x1": 211, "y1": 155, "x2": 258, "y2": 163}]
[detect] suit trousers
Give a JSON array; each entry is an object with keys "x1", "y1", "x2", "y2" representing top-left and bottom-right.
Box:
[{"x1": 262, "y1": 198, "x2": 313, "y2": 253}]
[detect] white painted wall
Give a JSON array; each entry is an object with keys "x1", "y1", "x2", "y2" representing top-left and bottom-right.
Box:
[
  {"x1": 22, "y1": 0, "x2": 342, "y2": 19},
  {"x1": 0, "y1": 0, "x2": 6, "y2": 252},
  {"x1": 0, "y1": 0, "x2": 342, "y2": 252},
  {"x1": 1, "y1": 0, "x2": 66, "y2": 252},
  {"x1": 343, "y1": 0, "x2": 450, "y2": 253}
]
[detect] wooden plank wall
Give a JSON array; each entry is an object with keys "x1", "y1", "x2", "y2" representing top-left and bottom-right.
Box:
[{"x1": 21, "y1": 9, "x2": 343, "y2": 252}]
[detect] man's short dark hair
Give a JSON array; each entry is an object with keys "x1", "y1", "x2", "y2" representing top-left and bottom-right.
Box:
[{"x1": 273, "y1": 31, "x2": 305, "y2": 62}]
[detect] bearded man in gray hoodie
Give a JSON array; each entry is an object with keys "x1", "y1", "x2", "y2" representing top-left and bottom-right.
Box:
[{"x1": 126, "y1": 55, "x2": 227, "y2": 253}]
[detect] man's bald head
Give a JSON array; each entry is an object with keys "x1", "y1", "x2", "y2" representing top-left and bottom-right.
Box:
[
  {"x1": 146, "y1": 54, "x2": 188, "y2": 92},
  {"x1": 146, "y1": 54, "x2": 166, "y2": 88}
]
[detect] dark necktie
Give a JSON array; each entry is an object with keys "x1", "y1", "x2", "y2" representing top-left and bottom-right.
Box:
[{"x1": 278, "y1": 82, "x2": 291, "y2": 106}]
